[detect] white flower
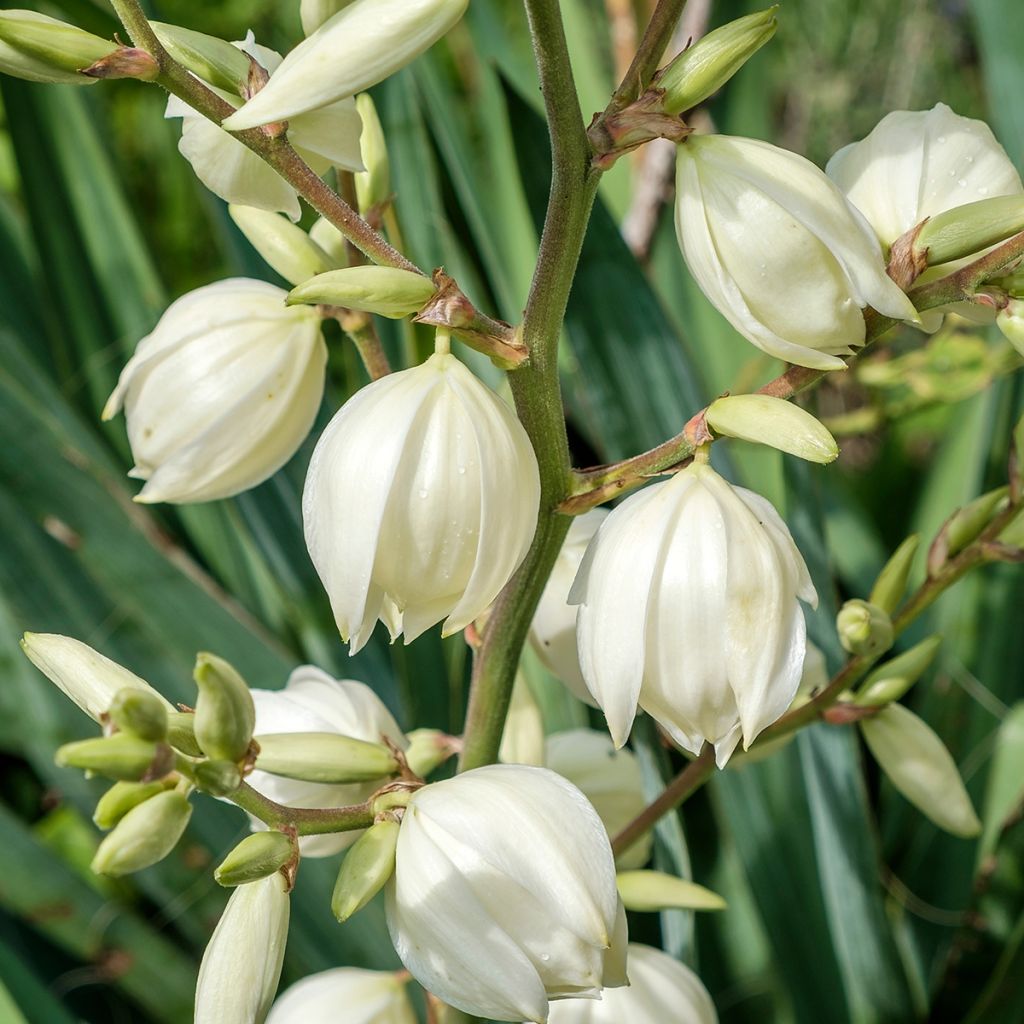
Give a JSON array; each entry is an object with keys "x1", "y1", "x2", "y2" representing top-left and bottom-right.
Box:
[
  {"x1": 20, "y1": 633, "x2": 173, "y2": 722},
  {"x1": 542, "y1": 944, "x2": 718, "y2": 1024},
  {"x1": 222, "y1": 0, "x2": 469, "y2": 131},
  {"x1": 386, "y1": 764, "x2": 628, "y2": 1023},
  {"x1": 248, "y1": 666, "x2": 406, "y2": 857},
  {"x1": 166, "y1": 33, "x2": 362, "y2": 220},
  {"x1": 529, "y1": 510, "x2": 608, "y2": 706},
  {"x1": 103, "y1": 278, "x2": 326, "y2": 504},
  {"x1": 545, "y1": 729, "x2": 652, "y2": 870},
  {"x1": 303, "y1": 351, "x2": 540, "y2": 652},
  {"x1": 266, "y1": 967, "x2": 415, "y2": 1024},
  {"x1": 194, "y1": 873, "x2": 290, "y2": 1024},
  {"x1": 675, "y1": 134, "x2": 917, "y2": 370},
  {"x1": 570, "y1": 460, "x2": 817, "y2": 766}
]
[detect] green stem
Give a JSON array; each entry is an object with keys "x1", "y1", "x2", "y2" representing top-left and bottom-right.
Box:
[
  {"x1": 606, "y1": 0, "x2": 689, "y2": 111},
  {"x1": 229, "y1": 782, "x2": 374, "y2": 836}
]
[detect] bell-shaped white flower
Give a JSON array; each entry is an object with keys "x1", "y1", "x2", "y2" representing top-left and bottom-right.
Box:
[
  {"x1": 248, "y1": 666, "x2": 406, "y2": 857},
  {"x1": 195, "y1": 873, "x2": 290, "y2": 1024},
  {"x1": 386, "y1": 764, "x2": 627, "y2": 1023},
  {"x1": 166, "y1": 33, "x2": 362, "y2": 220},
  {"x1": 222, "y1": 0, "x2": 469, "y2": 131},
  {"x1": 570, "y1": 458, "x2": 817, "y2": 766},
  {"x1": 545, "y1": 729, "x2": 652, "y2": 870},
  {"x1": 675, "y1": 134, "x2": 918, "y2": 370},
  {"x1": 542, "y1": 943, "x2": 718, "y2": 1024},
  {"x1": 103, "y1": 278, "x2": 326, "y2": 504},
  {"x1": 529, "y1": 510, "x2": 607, "y2": 706},
  {"x1": 303, "y1": 348, "x2": 540, "y2": 652},
  {"x1": 266, "y1": 967, "x2": 415, "y2": 1024}
]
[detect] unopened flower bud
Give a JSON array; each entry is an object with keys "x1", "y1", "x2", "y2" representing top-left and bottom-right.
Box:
[
  {"x1": 836, "y1": 599, "x2": 894, "y2": 657},
  {"x1": 193, "y1": 759, "x2": 243, "y2": 796},
  {"x1": 150, "y1": 22, "x2": 250, "y2": 93},
  {"x1": 658, "y1": 7, "x2": 778, "y2": 115},
  {"x1": 91, "y1": 790, "x2": 192, "y2": 875},
  {"x1": 0, "y1": 10, "x2": 115, "y2": 84},
  {"x1": 254, "y1": 732, "x2": 398, "y2": 783},
  {"x1": 868, "y1": 535, "x2": 920, "y2": 614},
  {"x1": 55, "y1": 734, "x2": 170, "y2": 782},
  {"x1": 403, "y1": 729, "x2": 456, "y2": 778},
  {"x1": 355, "y1": 93, "x2": 391, "y2": 215},
  {"x1": 854, "y1": 635, "x2": 942, "y2": 707},
  {"x1": 193, "y1": 653, "x2": 256, "y2": 764},
  {"x1": 499, "y1": 673, "x2": 545, "y2": 767},
  {"x1": 915, "y1": 194, "x2": 1024, "y2": 267},
  {"x1": 167, "y1": 711, "x2": 203, "y2": 757},
  {"x1": 616, "y1": 870, "x2": 726, "y2": 912},
  {"x1": 287, "y1": 266, "x2": 435, "y2": 318},
  {"x1": 108, "y1": 687, "x2": 169, "y2": 742},
  {"x1": 300, "y1": 0, "x2": 355, "y2": 36},
  {"x1": 860, "y1": 703, "x2": 981, "y2": 837},
  {"x1": 93, "y1": 780, "x2": 170, "y2": 830},
  {"x1": 229, "y1": 206, "x2": 337, "y2": 286},
  {"x1": 997, "y1": 299, "x2": 1024, "y2": 358},
  {"x1": 706, "y1": 394, "x2": 838, "y2": 464},
  {"x1": 332, "y1": 818, "x2": 400, "y2": 921},
  {"x1": 195, "y1": 873, "x2": 290, "y2": 1024},
  {"x1": 267, "y1": 967, "x2": 415, "y2": 1024},
  {"x1": 946, "y1": 486, "x2": 1010, "y2": 557},
  {"x1": 309, "y1": 218, "x2": 348, "y2": 265},
  {"x1": 215, "y1": 831, "x2": 294, "y2": 887}
]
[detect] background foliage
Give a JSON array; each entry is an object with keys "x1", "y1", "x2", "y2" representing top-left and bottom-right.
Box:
[{"x1": 1, "y1": 0, "x2": 1023, "y2": 1021}]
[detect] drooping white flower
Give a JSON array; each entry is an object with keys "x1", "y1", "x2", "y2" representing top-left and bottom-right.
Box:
[
  {"x1": 303, "y1": 349, "x2": 540, "y2": 652},
  {"x1": 570, "y1": 459, "x2": 817, "y2": 766},
  {"x1": 266, "y1": 967, "x2": 415, "y2": 1024},
  {"x1": 542, "y1": 943, "x2": 718, "y2": 1024},
  {"x1": 386, "y1": 764, "x2": 628, "y2": 1023},
  {"x1": 545, "y1": 729, "x2": 652, "y2": 870},
  {"x1": 194, "y1": 873, "x2": 290, "y2": 1024},
  {"x1": 529, "y1": 510, "x2": 608, "y2": 706},
  {"x1": 222, "y1": 0, "x2": 469, "y2": 131},
  {"x1": 166, "y1": 33, "x2": 362, "y2": 220},
  {"x1": 103, "y1": 278, "x2": 326, "y2": 504},
  {"x1": 248, "y1": 666, "x2": 406, "y2": 857},
  {"x1": 675, "y1": 134, "x2": 918, "y2": 370}
]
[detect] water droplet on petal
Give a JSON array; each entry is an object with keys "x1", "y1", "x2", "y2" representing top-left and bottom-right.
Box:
[
  {"x1": 937, "y1": 135, "x2": 947, "y2": 144},
  {"x1": 978, "y1": 186, "x2": 989, "y2": 196},
  {"x1": 958, "y1": 178, "x2": 967, "y2": 188},
  {"x1": 419, "y1": 489, "x2": 428, "y2": 498}
]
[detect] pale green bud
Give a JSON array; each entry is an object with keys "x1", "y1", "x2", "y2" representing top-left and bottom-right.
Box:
[
  {"x1": 55, "y1": 734, "x2": 172, "y2": 782},
  {"x1": 108, "y1": 687, "x2": 169, "y2": 742},
  {"x1": 354, "y1": 93, "x2": 391, "y2": 215},
  {"x1": 193, "y1": 759, "x2": 243, "y2": 796},
  {"x1": 91, "y1": 790, "x2": 192, "y2": 875},
  {"x1": 997, "y1": 299, "x2": 1024, "y2": 358},
  {"x1": 946, "y1": 486, "x2": 1010, "y2": 557},
  {"x1": 860, "y1": 703, "x2": 981, "y2": 837},
  {"x1": 193, "y1": 653, "x2": 255, "y2": 764},
  {"x1": 658, "y1": 7, "x2": 778, "y2": 116},
  {"x1": 616, "y1": 869, "x2": 727, "y2": 912},
  {"x1": 150, "y1": 22, "x2": 250, "y2": 93},
  {"x1": 254, "y1": 732, "x2": 398, "y2": 783},
  {"x1": 301, "y1": 0, "x2": 356, "y2": 36},
  {"x1": 93, "y1": 780, "x2": 170, "y2": 830},
  {"x1": 995, "y1": 269, "x2": 1024, "y2": 299},
  {"x1": 915, "y1": 194, "x2": 1024, "y2": 267},
  {"x1": 705, "y1": 393, "x2": 839, "y2": 464},
  {"x1": 309, "y1": 218, "x2": 348, "y2": 265},
  {"x1": 0, "y1": 11, "x2": 114, "y2": 84},
  {"x1": 215, "y1": 831, "x2": 294, "y2": 887},
  {"x1": 854, "y1": 635, "x2": 942, "y2": 707},
  {"x1": 836, "y1": 599, "x2": 894, "y2": 657},
  {"x1": 331, "y1": 818, "x2": 400, "y2": 921},
  {"x1": 167, "y1": 711, "x2": 203, "y2": 757},
  {"x1": 403, "y1": 728, "x2": 457, "y2": 778},
  {"x1": 286, "y1": 266, "x2": 435, "y2": 318},
  {"x1": 868, "y1": 534, "x2": 920, "y2": 614},
  {"x1": 498, "y1": 672, "x2": 544, "y2": 767},
  {"x1": 228, "y1": 206, "x2": 338, "y2": 286}
]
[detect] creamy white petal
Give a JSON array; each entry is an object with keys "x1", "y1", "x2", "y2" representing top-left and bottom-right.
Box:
[
  {"x1": 291, "y1": 96, "x2": 364, "y2": 173},
  {"x1": 267, "y1": 967, "x2": 415, "y2": 1024}
]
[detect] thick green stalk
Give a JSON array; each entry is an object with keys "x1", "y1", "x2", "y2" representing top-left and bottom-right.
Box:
[{"x1": 229, "y1": 782, "x2": 375, "y2": 836}]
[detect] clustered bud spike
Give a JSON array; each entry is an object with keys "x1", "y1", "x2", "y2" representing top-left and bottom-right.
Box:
[
  {"x1": 868, "y1": 535, "x2": 920, "y2": 614},
  {"x1": 331, "y1": 818, "x2": 400, "y2": 921},
  {"x1": 705, "y1": 394, "x2": 839, "y2": 464},
  {"x1": 91, "y1": 790, "x2": 193, "y2": 875},
  {"x1": 836, "y1": 599, "x2": 894, "y2": 658},
  {"x1": 853, "y1": 635, "x2": 943, "y2": 707},
  {"x1": 193, "y1": 653, "x2": 256, "y2": 764},
  {"x1": 616, "y1": 870, "x2": 727, "y2": 913},
  {"x1": 215, "y1": 832, "x2": 295, "y2": 887},
  {"x1": 254, "y1": 732, "x2": 399, "y2": 783},
  {"x1": 287, "y1": 266, "x2": 436, "y2": 318}
]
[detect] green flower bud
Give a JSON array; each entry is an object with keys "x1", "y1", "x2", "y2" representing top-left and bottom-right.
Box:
[
  {"x1": 254, "y1": 732, "x2": 398, "y2": 783},
  {"x1": 215, "y1": 831, "x2": 294, "y2": 887},
  {"x1": 705, "y1": 393, "x2": 839, "y2": 464},
  {"x1": 108, "y1": 687, "x2": 169, "y2": 742},
  {"x1": 658, "y1": 7, "x2": 778, "y2": 116},
  {"x1": 228, "y1": 206, "x2": 338, "y2": 286},
  {"x1": 149, "y1": 22, "x2": 250, "y2": 94},
  {"x1": 868, "y1": 534, "x2": 920, "y2": 614},
  {"x1": 997, "y1": 299, "x2": 1024, "y2": 358},
  {"x1": 915, "y1": 194, "x2": 1024, "y2": 267},
  {"x1": 55, "y1": 734, "x2": 172, "y2": 782},
  {"x1": 91, "y1": 790, "x2": 193, "y2": 875},
  {"x1": 309, "y1": 218, "x2": 348, "y2": 265},
  {"x1": 93, "y1": 780, "x2": 170, "y2": 830},
  {"x1": 946, "y1": 486, "x2": 1010, "y2": 557},
  {"x1": 286, "y1": 266, "x2": 435, "y2": 319},
  {"x1": 616, "y1": 870, "x2": 727, "y2": 912},
  {"x1": 192, "y1": 759, "x2": 243, "y2": 796},
  {"x1": 167, "y1": 711, "x2": 203, "y2": 757},
  {"x1": 403, "y1": 728, "x2": 457, "y2": 778},
  {"x1": 354, "y1": 93, "x2": 391, "y2": 215},
  {"x1": 331, "y1": 818, "x2": 400, "y2": 922},
  {"x1": 193, "y1": 652, "x2": 255, "y2": 764},
  {"x1": 854, "y1": 635, "x2": 942, "y2": 707},
  {"x1": 836, "y1": 599, "x2": 894, "y2": 657},
  {"x1": 0, "y1": 10, "x2": 115, "y2": 84}
]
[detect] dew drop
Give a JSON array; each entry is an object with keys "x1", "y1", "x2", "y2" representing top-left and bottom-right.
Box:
[
  {"x1": 419, "y1": 489, "x2": 428, "y2": 499},
  {"x1": 458, "y1": 466, "x2": 466, "y2": 475},
  {"x1": 978, "y1": 186, "x2": 990, "y2": 196},
  {"x1": 958, "y1": 178, "x2": 967, "y2": 188},
  {"x1": 539, "y1": 953, "x2": 551, "y2": 962},
  {"x1": 937, "y1": 135, "x2": 947, "y2": 144}
]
